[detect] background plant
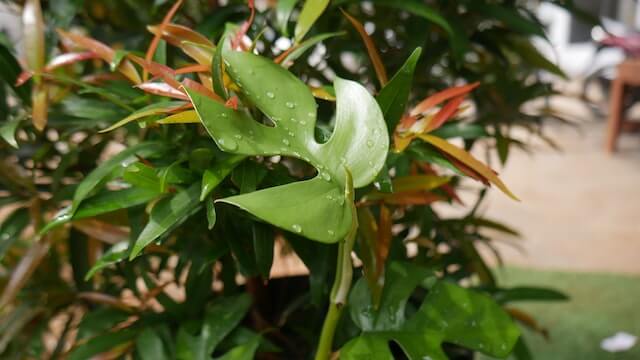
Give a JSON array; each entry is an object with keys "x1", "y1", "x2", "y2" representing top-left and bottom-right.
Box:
[{"x1": 0, "y1": 0, "x2": 578, "y2": 359}]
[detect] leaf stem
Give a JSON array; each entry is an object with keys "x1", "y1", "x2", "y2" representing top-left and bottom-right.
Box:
[{"x1": 315, "y1": 168, "x2": 358, "y2": 360}]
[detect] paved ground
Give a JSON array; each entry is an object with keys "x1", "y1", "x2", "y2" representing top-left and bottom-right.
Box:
[{"x1": 479, "y1": 98, "x2": 640, "y2": 274}]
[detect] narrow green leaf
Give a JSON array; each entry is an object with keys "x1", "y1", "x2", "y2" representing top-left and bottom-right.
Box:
[
  {"x1": 136, "y1": 327, "x2": 170, "y2": 360},
  {"x1": 213, "y1": 334, "x2": 260, "y2": 360},
  {"x1": 84, "y1": 241, "x2": 129, "y2": 280},
  {"x1": 0, "y1": 208, "x2": 30, "y2": 261},
  {"x1": 294, "y1": 0, "x2": 330, "y2": 42},
  {"x1": 67, "y1": 329, "x2": 137, "y2": 360},
  {"x1": 130, "y1": 183, "x2": 202, "y2": 259},
  {"x1": 276, "y1": 0, "x2": 299, "y2": 36},
  {"x1": 0, "y1": 44, "x2": 30, "y2": 103},
  {"x1": 100, "y1": 101, "x2": 186, "y2": 133},
  {"x1": 205, "y1": 197, "x2": 216, "y2": 230},
  {"x1": 252, "y1": 223, "x2": 274, "y2": 279},
  {"x1": 0, "y1": 118, "x2": 21, "y2": 148},
  {"x1": 71, "y1": 142, "x2": 166, "y2": 216},
  {"x1": 281, "y1": 32, "x2": 344, "y2": 66},
  {"x1": 200, "y1": 155, "x2": 246, "y2": 201},
  {"x1": 377, "y1": 47, "x2": 422, "y2": 130}
]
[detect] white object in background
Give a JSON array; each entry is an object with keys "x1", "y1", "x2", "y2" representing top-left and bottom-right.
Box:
[{"x1": 600, "y1": 332, "x2": 637, "y2": 352}]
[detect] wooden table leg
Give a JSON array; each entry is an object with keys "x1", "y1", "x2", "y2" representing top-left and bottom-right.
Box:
[{"x1": 606, "y1": 77, "x2": 625, "y2": 153}]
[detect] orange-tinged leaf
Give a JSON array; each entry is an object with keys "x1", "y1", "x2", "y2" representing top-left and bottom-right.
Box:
[
  {"x1": 22, "y1": 0, "x2": 45, "y2": 73},
  {"x1": 128, "y1": 55, "x2": 181, "y2": 90},
  {"x1": 507, "y1": 307, "x2": 549, "y2": 340},
  {"x1": 376, "y1": 204, "x2": 392, "y2": 278},
  {"x1": 15, "y1": 71, "x2": 33, "y2": 86},
  {"x1": 175, "y1": 63, "x2": 210, "y2": 74},
  {"x1": 382, "y1": 191, "x2": 444, "y2": 205},
  {"x1": 147, "y1": 23, "x2": 213, "y2": 65},
  {"x1": 341, "y1": 9, "x2": 388, "y2": 87},
  {"x1": 356, "y1": 207, "x2": 383, "y2": 307},
  {"x1": 393, "y1": 132, "x2": 414, "y2": 152},
  {"x1": 410, "y1": 82, "x2": 479, "y2": 116},
  {"x1": 182, "y1": 78, "x2": 222, "y2": 102},
  {"x1": 57, "y1": 29, "x2": 142, "y2": 84},
  {"x1": 156, "y1": 110, "x2": 199, "y2": 124},
  {"x1": 392, "y1": 175, "x2": 451, "y2": 192},
  {"x1": 77, "y1": 292, "x2": 134, "y2": 311},
  {"x1": 135, "y1": 82, "x2": 188, "y2": 100},
  {"x1": 232, "y1": 0, "x2": 255, "y2": 50},
  {"x1": 145, "y1": 0, "x2": 184, "y2": 81},
  {"x1": 31, "y1": 84, "x2": 48, "y2": 131},
  {"x1": 418, "y1": 134, "x2": 519, "y2": 200},
  {"x1": 310, "y1": 86, "x2": 336, "y2": 101},
  {"x1": 73, "y1": 219, "x2": 129, "y2": 244},
  {"x1": 425, "y1": 94, "x2": 465, "y2": 132},
  {"x1": 46, "y1": 51, "x2": 99, "y2": 71}
]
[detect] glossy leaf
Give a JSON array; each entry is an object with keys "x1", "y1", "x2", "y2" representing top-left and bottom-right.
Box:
[
  {"x1": 419, "y1": 134, "x2": 519, "y2": 200},
  {"x1": 41, "y1": 187, "x2": 160, "y2": 234},
  {"x1": 100, "y1": 101, "x2": 186, "y2": 132},
  {"x1": 130, "y1": 183, "x2": 201, "y2": 259},
  {"x1": 0, "y1": 118, "x2": 21, "y2": 148},
  {"x1": 344, "y1": 269, "x2": 520, "y2": 359},
  {"x1": 294, "y1": 0, "x2": 330, "y2": 42},
  {"x1": 84, "y1": 241, "x2": 129, "y2": 280},
  {"x1": 377, "y1": 47, "x2": 422, "y2": 130},
  {"x1": 187, "y1": 51, "x2": 388, "y2": 243},
  {"x1": 72, "y1": 142, "x2": 165, "y2": 214},
  {"x1": 200, "y1": 155, "x2": 246, "y2": 201},
  {"x1": 148, "y1": 23, "x2": 214, "y2": 65}
]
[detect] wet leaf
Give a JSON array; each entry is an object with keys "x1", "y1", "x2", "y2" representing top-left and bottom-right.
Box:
[{"x1": 187, "y1": 51, "x2": 388, "y2": 243}]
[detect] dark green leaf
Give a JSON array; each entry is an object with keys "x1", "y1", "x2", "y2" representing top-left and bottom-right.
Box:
[
  {"x1": 0, "y1": 207, "x2": 30, "y2": 261},
  {"x1": 130, "y1": 183, "x2": 202, "y2": 259},
  {"x1": 84, "y1": 241, "x2": 129, "y2": 280},
  {"x1": 377, "y1": 47, "x2": 421, "y2": 130},
  {"x1": 136, "y1": 327, "x2": 170, "y2": 360}
]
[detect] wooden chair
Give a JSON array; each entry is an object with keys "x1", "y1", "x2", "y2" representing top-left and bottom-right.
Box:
[{"x1": 606, "y1": 59, "x2": 640, "y2": 153}]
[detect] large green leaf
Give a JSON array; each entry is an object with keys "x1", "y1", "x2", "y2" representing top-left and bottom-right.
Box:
[
  {"x1": 187, "y1": 51, "x2": 388, "y2": 243},
  {"x1": 377, "y1": 47, "x2": 422, "y2": 130},
  {"x1": 342, "y1": 263, "x2": 520, "y2": 359}
]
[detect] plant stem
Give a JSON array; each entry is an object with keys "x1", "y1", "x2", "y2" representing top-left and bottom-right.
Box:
[{"x1": 315, "y1": 168, "x2": 358, "y2": 360}]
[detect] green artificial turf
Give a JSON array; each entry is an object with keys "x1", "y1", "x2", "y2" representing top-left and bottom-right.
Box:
[{"x1": 480, "y1": 267, "x2": 640, "y2": 360}]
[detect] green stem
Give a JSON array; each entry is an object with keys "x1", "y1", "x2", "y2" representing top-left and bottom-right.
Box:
[{"x1": 315, "y1": 168, "x2": 358, "y2": 360}]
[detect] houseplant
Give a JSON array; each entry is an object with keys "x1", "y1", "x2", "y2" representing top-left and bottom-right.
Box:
[{"x1": 0, "y1": 0, "x2": 576, "y2": 358}]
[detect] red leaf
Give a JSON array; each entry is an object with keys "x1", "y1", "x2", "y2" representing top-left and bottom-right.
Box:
[
  {"x1": 224, "y1": 96, "x2": 239, "y2": 110},
  {"x1": 231, "y1": 0, "x2": 255, "y2": 51},
  {"x1": 424, "y1": 94, "x2": 466, "y2": 132},
  {"x1": 145, "y1": 0, "x2": 184, "y2": 81},
  {"x1": 135, "y1": 82, "x2": 188, "y2": 100},
  {"x1": 410, "y1": 82, "x2": 479, "y2": 116}
]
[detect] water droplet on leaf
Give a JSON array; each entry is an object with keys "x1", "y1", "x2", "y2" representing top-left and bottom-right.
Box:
[
  {"x1": 266, "y1": 91, "x2": 275, "y2": 99},
  {"x1": 285, "y1": 101, "x2": 296, "y2": 109},
  {"x1": 291, "y1": 224, "x2": 302, "y2": 233}
]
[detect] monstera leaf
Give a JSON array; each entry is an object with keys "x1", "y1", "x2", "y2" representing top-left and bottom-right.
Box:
[
  {"x1": 342, "y1": 262, "x2": 520, "y2": 359},
  {"x1": 187, "y1": 51, "x2": 388, "y2": 243}
]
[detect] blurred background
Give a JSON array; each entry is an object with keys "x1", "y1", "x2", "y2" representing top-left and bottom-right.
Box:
[{"x1": 1, "y1": 0, "x2": 640, "y2": 359}]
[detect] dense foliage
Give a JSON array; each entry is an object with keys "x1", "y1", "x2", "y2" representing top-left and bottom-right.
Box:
[{"x1": 0, "y1": 0, "x2": 579, "y2": 358}]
